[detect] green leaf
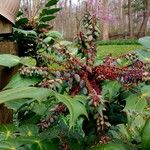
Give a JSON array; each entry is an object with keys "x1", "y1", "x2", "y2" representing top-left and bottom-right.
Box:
[
  {"x1": 0, "y1": 55, "x2": 36, "y2": 68},
  {"x1": 117, "y1": 124, "x2": 132, "y2": 141},
  {"x1": 138, "y1": 36, "x2": 150, "y2": 49},
  {"x1": 124, "y1": 94, "x2": 147, "y2": 114},
  {"x1": 4, "y1": 74, "x2": 40, "y2": 89},
  {"x1": 15, "y1": 18, "x2": 28, "y2": 27},
  {"x1": 17, "y1": 11, "x2": 23, "y2": 17},
  {"x1": 5, "y1": 98, "x2": 32, "y2": 111},
  {"x1": 141, "y1": 85, "x2": 150, "y2": 98},
  {"x1": 45, "y1": 0, "x2": 59, "y2": 7},
  {"x1": 16, "y1": 136, "x2": 41, "y2": 145},
  {"x1": 0, "y1": 125, "x2": 17, "y2": 140},
  {"x1": 130, "y1": 115, "x2": 146, "y2": 134},
  {"x1": 13, "y1": 28, "x2": 37, "y2": 37},
  {"x1": 0, "y1": 140, "x2": 21, "y2": 150},
  {"x1": 38, "y1": 23, "x2": 49, "y2": 29},
  {"x1": 136, "y1": 50, "x2": 150, "y2": 62},
  {"x1": 19, "y1": 124, "x2": 39, "y2": 137},
  {"x1": 89, "y1": 142, "x2": 136, "y2": 150},
  {"x1": 103, "y1": 142, "x2": 136, "y2": 150},
  {"x1": 142, "y1": 118, "x2": 150, "y2": 150},
  {"x1": 73, "y1": 95, "x2": 88, "y2": 105},
  {"x1": 41, "y1": 8, "x2": 61, "y2": 16},
  {"x1": 43, "y1": 37, "x2": 54, "y2": 44},
  {"x1": 40, "y1": 15, "x2": 55, "y2": 22},
  {"x1": 89, "y1": 144, "x2": 104, "y2": 150},
  {"x1": 0, "y1": 54, "x2": 20, "y2": 67},
  {"x1": 102, "y1": 81, "x2": 121, "y2": 101},
  {"x1": 55, "y1": 94, "x2": 88, "y2": 128},
  {"x1": 30, "y1": 139, "x2": 59, "y2": 150},
  {"x1": 46, "y1": 31, "x2": 62, "y2": 39},
  {"x1": 20, "y1": 57, "x2": 37, "y2": 67},
  {"x1": 0, "y1": 87, "x2": 51, "y2": 104},
  {"x1": 32, "y1": 102, "x2": 47, "y2": 115},
  {"x1": 16, "y1": 136, "x2": 59, "y2": 150}
]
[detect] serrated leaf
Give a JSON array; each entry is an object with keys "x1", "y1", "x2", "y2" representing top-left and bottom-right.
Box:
[
  {"x1": 45, "y1": 0, "x2": 59, "y2": 7},
  {"x1": 4, "y1": 74, "x2": 40, "y2": 89},
  {"x1": 102, "y1": 81, "x2": 121, "y2": 101},
  {"x1": 73, "y1": 95, "x2": 88, "y2": 105},
  {"x1": 41, "y1": 8, "x2": 61, "y2": 16},
  {"x1": 55, "y1": 94, "x2": 88, "y2": 128},
  {"x1": 142, "y1": 118, "x2": 150, "y2": 150},
  {"x1": 124, "y1": 94, "x2": 147, "y2": 114},
  {"x1": 40, "y1": 15, "x2": 55, "y2": 22},
  {"x1": 5, "y1": 98, "x2": 32, "y2": 111},
  {"x1": 0, "y1": 54, "x2": 20, "y2": 67},
  {"x1": 0, "y1": 87, "x2": 51, "y2": 104}
]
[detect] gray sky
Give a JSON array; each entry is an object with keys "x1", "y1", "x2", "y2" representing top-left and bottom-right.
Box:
[{"x1": 72, "y1": 0, "x2": 78, "y2": 5}]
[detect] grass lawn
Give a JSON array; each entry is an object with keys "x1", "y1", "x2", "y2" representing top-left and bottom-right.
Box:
[{"x1": 97, "y1": 45, "x2": 142, "y2": 59}]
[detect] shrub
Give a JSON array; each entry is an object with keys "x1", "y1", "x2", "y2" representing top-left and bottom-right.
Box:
[{"x1": 0, "y1": 4, "x2": 150, "y2": 150}]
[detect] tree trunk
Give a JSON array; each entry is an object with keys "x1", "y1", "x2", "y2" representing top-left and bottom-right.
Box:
[
  {"x1": 137, "y1": 0, "x2": 150, "y2": 38},
  {"x1": 119, "y1": 0, "x2": 123, "y2": 33},
  {"x1": 102, "y1": 0, "x2": 109, "y2": 40},
  {"x1": 128, "y1": 0, "x2": 133, "y2": 38}
]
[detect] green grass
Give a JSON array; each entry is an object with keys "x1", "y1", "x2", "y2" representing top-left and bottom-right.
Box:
[{"x1": 97, "y1": 45, "x2": 142, "y2": 59}]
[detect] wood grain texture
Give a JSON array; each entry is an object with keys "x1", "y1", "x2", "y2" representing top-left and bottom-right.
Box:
[{"x1": 0, "y1": 16, "x2": 12, "y2": 34}]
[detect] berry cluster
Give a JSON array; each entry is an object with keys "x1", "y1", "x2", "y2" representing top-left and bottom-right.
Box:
[
  {"x1": 96, "y1": 114, "x2": 111, "y2": 132},
  {"x1": 19, "y1": 13, "x2": 150, "y2": 134},
  {"x1": 78, "y1": 13, "x2": 100, "y2": 66},
  {"x1": 19, "y1": 67, "x2": 49, "y2": 78},
  {"x1": 83, "y1": 13, "x2": 100, "y2": 42},
  {"x1": 38, "y1": 104, "x2": 66, "y2": 130},
  {"x1": 39, "y1": 78, "x2": 63, "y2": 89}
]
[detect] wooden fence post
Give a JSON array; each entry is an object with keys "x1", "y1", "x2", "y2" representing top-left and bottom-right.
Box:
[{"x1": 0, "y1": 41, "x2": 18, "y2": 124}]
